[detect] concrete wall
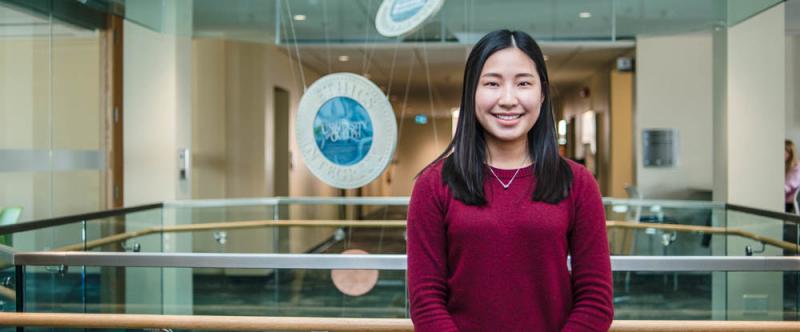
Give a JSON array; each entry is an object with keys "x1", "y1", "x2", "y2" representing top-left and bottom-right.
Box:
[{"x1": 635, "y1": 33, "x2": 713, "y2": 200}]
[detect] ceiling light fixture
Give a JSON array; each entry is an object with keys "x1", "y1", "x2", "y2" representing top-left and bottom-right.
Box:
[
  {"x1": 338, "y1": 55, "x2": 350, "y2": 62},
  {"x1": 579, "y1": 12, "x2": 592, "y2": 19},
  {"x1": 293, "y1": 14, "x2": 306, "y2": 21},
  {"x1": 543, "y1": 55, "x2": 549, "y2": 61}
]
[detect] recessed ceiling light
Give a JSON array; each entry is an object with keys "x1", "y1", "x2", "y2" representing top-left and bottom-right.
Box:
[
  {"x1": 338, "y1": 55, "x2": 350, "y2": 62},
  {"x1": 293, "y1": 14, "x2": 306, "y2": 21},
  {"x1": 579, "y1": 12, "x2": 592, "y2": 19}
]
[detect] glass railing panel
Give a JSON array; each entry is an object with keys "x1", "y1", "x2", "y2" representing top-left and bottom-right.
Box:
[
  {"x1": 22, "y1": 264, "x2": 86, "y2": 316},
  {"x1": 279, "y1": 201, "x2": 408, "y2": 256},
  {"x1": 20, "y1": 265, "x2": 407, "y2": 319},
  {"x1": 83, "y1": 207, "x2": 164, "y2": 253},
  {"x1": 614, "y1": 271, "x2": 800, "y2": 321},
  {"x1": 191, "y1": 267, "x2": 407, "y2": 318},
  {"x1": 0, "y1": 245, "x2": 15, "y2": 327},
  {"x1": 12, "y1": 253, "x2": 800, "y2": 322},
  {"x1": 10, "y1": 222, "x2": 84, "y2": 252},
  {"x1": 721, "y1": 209, "x2": 798, "y2": 320},
  {"x1": 608, "y1": 227, "x2": 727, "y2": 257},
  {"x1": 159, "y1": 198, "x2": 409, "y2": 255},
  {"x1": 21, "y1": 266, "x2": 165, "y2": 322},
  {"x1": 604, "y1": 199, "x2": 726, "y2": 256},
  {"x1": 613, "y1": 271, "x2": 720, "y2": 320},
  {"x1": 724, "y1": 209, "x2": 795, "y2": 257},
  {"x1": 163, "y1": 204, "x2": 277, "y2": 255}
]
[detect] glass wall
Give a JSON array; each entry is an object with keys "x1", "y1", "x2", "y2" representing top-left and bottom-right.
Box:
[{"x1": 0, "y1": 1, "x2": 107, "y2": 224}]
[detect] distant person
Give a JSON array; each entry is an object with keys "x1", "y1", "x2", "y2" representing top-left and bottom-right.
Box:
[
  {"x1": 786, "y1": 139, "x2": 800, "y2": 213},
  {"x1": 407, "y1": 30, "x2": 613, "y2": 331}
]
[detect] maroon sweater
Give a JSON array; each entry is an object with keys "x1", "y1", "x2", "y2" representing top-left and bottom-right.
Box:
[{"x1": 407, "y1": 160, "x2": 613, "y2": 331}]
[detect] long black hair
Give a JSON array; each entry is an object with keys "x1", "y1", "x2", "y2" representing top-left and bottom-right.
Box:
[{"x1": 429, "y1": 29, "x2": 572, "y2": 205}]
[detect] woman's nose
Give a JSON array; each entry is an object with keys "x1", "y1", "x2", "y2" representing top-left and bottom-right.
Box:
[{"x1": 498, "y1": 87, "x2": 518, "y2": 107}]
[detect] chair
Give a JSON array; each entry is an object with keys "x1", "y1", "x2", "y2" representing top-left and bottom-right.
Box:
[{"x1": 0, "y1": 207, "x2": 22, "y2": 246}]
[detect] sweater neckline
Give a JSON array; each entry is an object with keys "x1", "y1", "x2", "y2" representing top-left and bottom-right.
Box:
[{"x1": 486, "y1": 164, "x2": 533, "y2": 178}]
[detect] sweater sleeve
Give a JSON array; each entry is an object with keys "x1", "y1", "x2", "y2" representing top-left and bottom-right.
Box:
[
  {"x1": 786, "y1": 166, "x2": 800, "y2": 195},
  {"x1": 562, "y1": 168, "x2": 614, "y2": 332},
  {"x1": 407, "y1": 168, "x2": 460, "y2": 332}
]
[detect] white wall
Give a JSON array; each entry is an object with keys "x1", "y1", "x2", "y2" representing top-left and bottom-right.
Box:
[
  {"x1": 723, "y1": 3, "x2": 786, "y2": 321},
  {"x1": 635, "y1": 33, "x2": 713, "y2": 199},
  {"x1": 726, "y1": 5, "x2": 785, "y2": 211},
  {"x1": 390, "y1": 116, "x2": 453, "y2": 196},
  {"x1": 124, "y1": 22, "x2": 181, "y2": 206},
  {"x1": 786, "y1": 35, "x2": 800, "y2": 146}
]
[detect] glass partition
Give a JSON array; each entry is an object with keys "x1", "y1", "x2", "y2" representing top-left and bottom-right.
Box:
[
  {"x1": 0, "y1": 197, "x2": 798, "y2": 324},
  {"x1": 0, "y1": 0, "x2": 108, "y2": 228},
  {"x1": 8, "y1": 254, "x2": 800, "y2": 323}
]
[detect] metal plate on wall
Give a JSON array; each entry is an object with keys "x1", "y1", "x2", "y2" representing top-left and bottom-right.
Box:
[{"x1": 643, "y1": 129, "x2": 678, "y2": 168}]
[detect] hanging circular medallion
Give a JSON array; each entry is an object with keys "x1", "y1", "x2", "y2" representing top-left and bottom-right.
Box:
[
  {"x1": 375, "y1": 0, "x2": 447, "y2": 37},
  {"x1": 296, "y1": 73, "x2": 397, "y2": 189},
  {"x1": 331, "y1": 249, "x2": 379, "y2": 297}
]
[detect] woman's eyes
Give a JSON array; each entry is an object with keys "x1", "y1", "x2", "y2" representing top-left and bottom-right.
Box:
[{"x1": 481, "y1": 81, "x2": 534, "y2": 87}]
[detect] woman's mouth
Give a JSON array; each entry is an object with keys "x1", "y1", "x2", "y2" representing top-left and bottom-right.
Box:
[{"x1": 492, "y1": 113, "x2": 523, "y2": 120}]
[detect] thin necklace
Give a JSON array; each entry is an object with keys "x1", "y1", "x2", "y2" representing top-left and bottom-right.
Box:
[{"x1": 487, "y1": 157, "x2": 528, "y2": 190}]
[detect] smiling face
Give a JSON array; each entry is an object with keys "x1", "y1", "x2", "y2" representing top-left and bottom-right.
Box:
[{"x1": 474, "y1": 47, "x2": 544, "y2": 150}]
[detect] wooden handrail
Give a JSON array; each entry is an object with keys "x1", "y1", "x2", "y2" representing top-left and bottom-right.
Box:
[
  {"x1": 610, "y1": 320, "x2": 800, "y2": 331},
  {"x1": 54, "y1": 219, "x2": 799, "y2": 253},
  {"x1": 0, "y1": 313, "x2": 799, "y2": 331},
  {"x1": 54, "y1": 219, "x2": 407, "y2": 251},
  {"x1": 606, "y1": 220, "x2": 800, "y2": 252}
]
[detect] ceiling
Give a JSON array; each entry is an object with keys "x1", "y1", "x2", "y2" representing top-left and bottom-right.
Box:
[
  {"x1": 287, "y1": 42, "x2": 634, "y2": 111},
  {"x1": 0, "y1": 3, "x2": 95, "y2": 38},
  {"x1": 191, "y1": 0, "x2": 782, "y2": 44},
  {"x1": 1, "y1": 0, "x2": 791, "y2": 117}
]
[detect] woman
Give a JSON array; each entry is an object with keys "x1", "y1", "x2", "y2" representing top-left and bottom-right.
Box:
[
  {"x1": 785, "y1": 139, "x2": 800, "y2": 213},
  {"x1": 407, "y1": 30, "x2": 613, "y2": 331}
]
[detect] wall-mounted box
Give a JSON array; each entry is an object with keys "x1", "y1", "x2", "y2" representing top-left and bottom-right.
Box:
[{"x1": 643, "y1": 128, "x2": 678, "y2": 168}]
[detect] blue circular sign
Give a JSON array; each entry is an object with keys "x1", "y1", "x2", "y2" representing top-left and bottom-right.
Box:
[
  {"x1": 376, "y1": 0, "x2": 445, "y2": 37},
  {"x1": 390, "y1": 0, "x2": 427, "y2": 22},
  {"x1": 313, "y1": 97, "x2": 374, "y2": 166},
  {"x1": 297, "y1": 73, "x2": 397, "y2": 189}
]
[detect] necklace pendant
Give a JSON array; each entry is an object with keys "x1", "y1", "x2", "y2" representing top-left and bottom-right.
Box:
[{"x1": 489, "y1": 166, "x2": 519, "y2": 190}]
